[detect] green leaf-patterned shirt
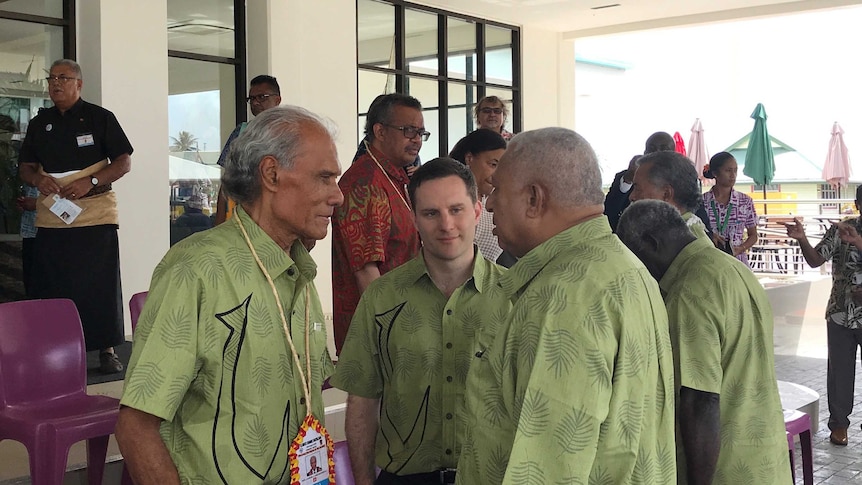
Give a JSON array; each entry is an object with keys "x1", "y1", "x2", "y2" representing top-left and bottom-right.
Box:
[
  {"x1": 120, "y1": 206, "x2": 334, "y2": 484},
  {"x1": 457, "y1": 216, "x2": 677, "y2": 485},
  {"x1": 659, "y1": 237, "x2": 791, "y2": 484},
  {"x1": 331, "y1": 249, "x2": 509, "y2": 475}
]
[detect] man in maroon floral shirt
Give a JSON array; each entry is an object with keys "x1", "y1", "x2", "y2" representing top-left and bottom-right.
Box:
[{"x1": 332, "y1": 93, "x2": 425, "y2": 353}]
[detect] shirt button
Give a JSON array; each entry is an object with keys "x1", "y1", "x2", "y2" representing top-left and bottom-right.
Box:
[
  {"x1": 445, "y1": 449, "x2": 452, "y2": 455},
  {"x1": 446, "y1": 376, "x2": 453, "y2": 383},
  {"x1": 300, "y1": 397, "x2": 306, "y2": 405},
  {"x1": 446, "y1": 342, "x2": 453, "y2": 349},
  {"x1": 446, "y1": 413, "x2": 453, "y2": 420},
  {"x1": 446, "y1": 309, "x2": 452, "y2": 315},
  {"x1": 287, "y1": 268, "x2": 295, "y2": 276}
]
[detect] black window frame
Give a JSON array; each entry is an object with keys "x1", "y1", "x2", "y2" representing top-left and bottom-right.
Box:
[
  {"x1": 356, "y1": 0, "x2": 522, "y2": 156},
  {"x1": 0, "y1": 0, "x2": 76, "y2": 59}
]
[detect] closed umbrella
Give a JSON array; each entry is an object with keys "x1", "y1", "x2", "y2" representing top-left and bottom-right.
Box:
[
  {"x1": 673, "y1": 132, "x2": 687, "y2": 156},
  {"x1": 688, "y1": 119, "x2": 710, "y2": 185},
  {"x1": 742, "y1": 103, "x2": 776, "y2": 210},
  {"x1": 822, "y1": 121, "x2": 851, "y2": 198}
]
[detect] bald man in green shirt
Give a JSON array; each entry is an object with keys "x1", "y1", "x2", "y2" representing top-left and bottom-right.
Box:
[
  {"x1": 457, "y1": 128, "x2": 677, "y2": 485},
  {"x1": 618, "y1": 200, "x2": 791, "y2": 485},
  {"x1": 332, "y1": 158, "x2": 509, "y2": 485}
]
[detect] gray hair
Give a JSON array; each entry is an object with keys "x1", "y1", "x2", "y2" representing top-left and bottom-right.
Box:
[
  {"x1": 637, "y1": 151, "x2": 702, "y2": 213},
  {"x1": 504, "y1": 127, "x2": 604, "y2": 208},
  {"x1": 617, "y1": 200, "x2": 693, "y2": 256},
  {"x1": 222, "y1": 105, "x2": 338, "y2": 205},
  {"x1": 51, "y1": 59, "x2": 82, "y2": 79}
]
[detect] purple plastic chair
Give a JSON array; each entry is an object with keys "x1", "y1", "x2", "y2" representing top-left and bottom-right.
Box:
[
  {"x1": 334, "y1": 440, "x2": 354, "y2": 485},
  {"x1": 784, "y1": 409, "x2": 813, "y2": 485},
  {"x1": 0, "y1": 299, "x2": 120, "y2": 485}
]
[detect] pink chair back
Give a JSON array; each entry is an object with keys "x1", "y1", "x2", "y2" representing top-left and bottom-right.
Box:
[
  {"x1": 334, "y1": 441, "x2": 354, "y2": 485},
  {"x1": 129, "y1": 291, "x2": 148, "y2": 333},
  {"x1": 0, "y1": 299, "x2": 87, "y2": 408}
]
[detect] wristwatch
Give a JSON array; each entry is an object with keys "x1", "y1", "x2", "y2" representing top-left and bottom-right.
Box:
[{"x1": 91, "y1": 176, "x2": 99, "y2": 187}]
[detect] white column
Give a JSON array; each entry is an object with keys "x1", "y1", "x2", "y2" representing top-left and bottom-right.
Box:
[
  {"x1": 77, "y1": 0, "x2": 170, "y2": 335},
  {"x1": 521, "y1": 25, "x2": 575, "y2": 130}
]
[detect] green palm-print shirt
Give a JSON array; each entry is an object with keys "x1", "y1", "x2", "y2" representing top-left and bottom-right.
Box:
[
  {"x1": 331, "y1": 249, "x2": 509, "y2": 475},
  {"x1": 660, "y1": 237, "x2": 791, "y2": 484},
  {"x1": 457, "y1": 216, "x2": 677, "y2": 485},
  {"x1": 121, "y1": 206, "x2": 334, "y2": 485},
  {"x1": 681, "y1": 211, "x2": 711, "y2": 242}
]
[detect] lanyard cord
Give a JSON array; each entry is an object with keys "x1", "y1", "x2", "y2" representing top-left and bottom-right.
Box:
[
  {"x1": 234, "y1": 214, "x2": 313, "y2": 412},
  {"x1": 710, "y1": 199, "x2": 733, "y2": 236},
  {"x1": 363, "y1": 140, "x2": 411, "y2": 211}
]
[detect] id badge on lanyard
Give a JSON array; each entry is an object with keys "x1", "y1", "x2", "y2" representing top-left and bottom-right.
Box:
[{"x1": 289, "y1": 414, "x2": 335, "y2": 484}]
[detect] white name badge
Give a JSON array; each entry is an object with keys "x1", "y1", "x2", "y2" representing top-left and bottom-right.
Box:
[
  {"x1": 42, "y1": 194, "x2": 83, "y2": 224},
  {"x1": 289, "y1": 415, "x2": 334, "y2": 485},
  {"x1": 76, "y1": 134, "x2": 95, "y2": 147}
]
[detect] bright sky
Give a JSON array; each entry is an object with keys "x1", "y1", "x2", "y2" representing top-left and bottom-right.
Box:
[{"x1": 574, "y1": 5, "x2": 862, "y2": 184}]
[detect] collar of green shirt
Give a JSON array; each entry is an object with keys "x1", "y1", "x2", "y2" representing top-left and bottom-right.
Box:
[
  {"x1": 401, "y1": 245, "x2": 493, "y2": 293},
  {"x1": 498, "y1": 216, "x2": 611, "y2": 298},
  {"x1": 658, "y1": 236, "x2": 713, "y2": 294},
  {"x1": 233, "y1": 205, "x2": 318, "y2": 281}
]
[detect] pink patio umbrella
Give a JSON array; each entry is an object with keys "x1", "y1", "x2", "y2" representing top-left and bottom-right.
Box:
[
  {"x1": 822, "y1": 122, "x2": 851, "y2": 197},
  {"x1": 673, "y1": 132, "x2": 687, "y2": 156},
  {"x1": 688, "y1": 119, "x2": 711, "y2": 185}
]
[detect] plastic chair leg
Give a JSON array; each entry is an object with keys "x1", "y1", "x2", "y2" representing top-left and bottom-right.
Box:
[
  {"x1": 29, "y1": 441, "x2": 70, "y2": 485},
  {"x1": 800, "y1": 429, "x2": 814, "y2": 485},
  {"x1": 87, "y1": 435, "x2": 110, "y2": 485},
  {"x1": 788, "y1": 449, "x2": 796, "y2": 483}
]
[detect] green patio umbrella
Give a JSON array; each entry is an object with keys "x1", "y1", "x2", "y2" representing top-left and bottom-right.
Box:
[{"x1": 743, "y1": 103, "x2": 776, "y2": 208}]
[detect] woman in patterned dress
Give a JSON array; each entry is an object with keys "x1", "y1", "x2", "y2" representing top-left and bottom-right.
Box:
[{"x1": 702, "y1": 151, "x2": 759, "y2": 266}]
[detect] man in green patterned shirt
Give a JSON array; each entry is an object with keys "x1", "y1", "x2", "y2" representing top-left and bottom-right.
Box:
[
  {"x1": 332, "y1": 158, "x2": 509, "y2": 485},
  {"x1": 618, "y1": 200, "x2": 791, "y2": 484},
  {"x1": 629, "y1": 150, "x2": 712, "y2": 242},
  {"x1": 116, "y1": 106, "x2": 343, "y2": 484},
  {"x1": 457, "y1": 128, "x2": 677, "y2": 485}
]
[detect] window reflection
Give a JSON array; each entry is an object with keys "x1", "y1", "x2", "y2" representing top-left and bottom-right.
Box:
[{"x1": 167, "y1": 0, "x2": 236, "y2": 58}]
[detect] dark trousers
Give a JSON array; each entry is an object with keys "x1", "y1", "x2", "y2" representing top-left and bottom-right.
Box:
[
  {"x1": 827, "y1": 320, "x2": 862, "y2": 430},
  {"x1": 376, "y1": 470, "x2": 456, "y2": 485},
  {"x1": 21, "y1": 237, "x2": 35, "y2": 298}
]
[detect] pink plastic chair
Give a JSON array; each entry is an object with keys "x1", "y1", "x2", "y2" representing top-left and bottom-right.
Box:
[
  {"x1": 120, "y1": 291, "x2": 148, "y2": 485},
  {"x1": 0, "y1": 299, "x2": 120, "y2": 485},
  {"x1": 334, "y1": 440, "x2": 354, "y2": 485},
  {"x1": 784, "y1": 409, "x2": 813, "y2": 485}
]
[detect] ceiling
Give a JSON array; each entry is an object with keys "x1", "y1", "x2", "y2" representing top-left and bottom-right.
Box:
[{"x1": 413, "y1": 0, "x2": 862, "y2": 35}]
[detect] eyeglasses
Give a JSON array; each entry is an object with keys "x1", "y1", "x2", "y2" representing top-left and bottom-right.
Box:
[
  {"x1": 246, "y1": 94, "x2": 277, "y2": 103},
  {"x1": 480, "y1": 107, "x2": 503, "y2": 115},
  {"x1": 383, "y1": 124, "x2": 431, "y2": 142},
  {"x1": 45, "y1": 75, "x2": 78, "y2": 84}
]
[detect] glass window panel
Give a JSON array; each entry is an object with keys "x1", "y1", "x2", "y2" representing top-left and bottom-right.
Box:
[
  {"x1": 358, "y1": 0, "x2": 395, "y2": 67},
  {"x1": 484, "y1": 87, "x2": 514, "y2": 133},
  {"x1": 406, "y1": 77, "x2": 439, "y2": 162},
  {"x1": 168, "y1": 57, "x2": 235, "y2": 244},
  {"x1": 358, "y1": 69, "x2": 396, "y2": 116},
  {"x1": 0, "y1": 0, "x2": 63, "y2": 18},
  {"x1": 0, "y1": 19, "x2": 62, "y2": 234},
  {"x1": 447, "y1": 18, "x2": 476, "y2": 81},
  {"x1": 405, "y1": 9, "x2": 438, "y2": 75},
  {"x1": 447, "y1": 82, "x2": 475, "y2": 154},
  {"x1": 167, "y1": 0, "x2": 235, "y2": 58},
  {"x1": 486, "y1": 26, "x2": 513, "y2": 86}
]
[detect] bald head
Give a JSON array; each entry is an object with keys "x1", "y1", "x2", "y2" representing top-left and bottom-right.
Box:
[
  {"x1": 503, "y1": 127, "x2": 605, "y2": 209},
  {"x1": 644, "y1": 132, "x2": 675, "y2": 154}
]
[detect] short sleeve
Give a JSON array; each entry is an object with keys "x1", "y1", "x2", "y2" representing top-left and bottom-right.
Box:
[
  {"x1": 742, "y1": 195, "x2": 757, "y2": 228},
  {"x1": 330, "y1": 288, "x2": 384, "y2": 398},
  {"x1": 335, "y1": 182, "x2": 392, "y2": 273},
  {"x1": 103, "y1": 111, "x2": 134, "y2": 159},
  {"x1": 120, "y1": 255, "x2": 200, "y2": 421},
  {"x1": 18, "y1": 117, "x2": 41, "y2": 165},
  {"x1": 217, "y1": 125, "x2": 242, "y2": 167},
  {"x1": 815, "y1": 225, "x2": 840, "y2": 261},
  {"x1": 670, "y1": 294, "x2": 723, "y2": 394}
]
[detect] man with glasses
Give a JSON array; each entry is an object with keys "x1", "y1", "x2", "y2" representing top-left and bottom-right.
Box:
[
  {"x1": 18, "y1": 59, "x2": 133, "y2": 374},
  {"x1": 331, "y1": 93, "x2": 426, "y2": 353},
  {"x1": 214, "y1": 75, "x2": 282, "y2": 224},
  {"x1": 473, "y1": 95, "x2": 513, "y2": 141}
]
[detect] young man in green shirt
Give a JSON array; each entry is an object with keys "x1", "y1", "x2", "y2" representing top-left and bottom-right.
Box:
[
  {"x1": 618, "y1": 200, "x2": 791, "y2": 484},
  {"x1": 457, "y1": 128, "x2": 677, "y2": 485},
  {"x1": 332, "y1": 158, "x2": 509, "y2": 485}
]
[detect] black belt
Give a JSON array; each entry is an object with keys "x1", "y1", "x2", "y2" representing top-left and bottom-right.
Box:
[
  {"x1": 377, "y1": 468, "x2": 457, "y2": 485},
  {"x1": 82, "y1": 183, "x2": 112, "y2": 198}
]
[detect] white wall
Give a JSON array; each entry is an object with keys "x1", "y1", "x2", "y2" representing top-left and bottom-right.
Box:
[
  {"x1": 520, "y1": 25, "x2": 575, "y2": 131},
  {"x1": 77, "y1": 0, "x2": 170, "y2": 335}
]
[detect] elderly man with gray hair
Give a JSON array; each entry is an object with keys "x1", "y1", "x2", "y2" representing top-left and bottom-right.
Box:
[
  {"x1": 629, "y1": 150, "x2": 712, "y2": 241},
  {"x1": 116, "y1": 105, "x2": 343, "y2": 484},
  {"x1": 617, "y1": 200, "x2": 790, "y2": 485},
  {"x1": 456, "y1": 127, "x2": 676, "y2": 484}
]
